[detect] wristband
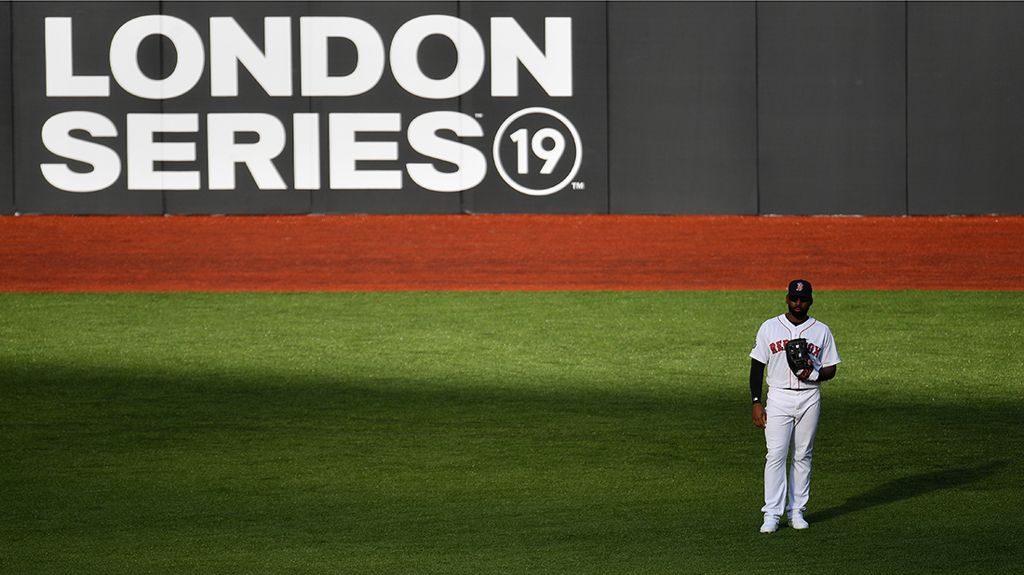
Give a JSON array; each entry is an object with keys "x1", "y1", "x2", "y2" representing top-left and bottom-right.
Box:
[{"x1": 752, "y1": 397, "x2": 761, "y2": 404}]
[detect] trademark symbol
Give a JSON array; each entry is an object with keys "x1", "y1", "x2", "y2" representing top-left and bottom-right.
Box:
[
  {"x1": 571, "y1": 181, "x2": 585, "y2": 191},
  {"x1": 474, "y1": 113, "x2": 484, "y2": 119}
]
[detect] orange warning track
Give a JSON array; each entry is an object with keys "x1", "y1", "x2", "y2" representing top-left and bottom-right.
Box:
[{"x1": 1, "y1": 215, "x2": 1022, "y2": 292}]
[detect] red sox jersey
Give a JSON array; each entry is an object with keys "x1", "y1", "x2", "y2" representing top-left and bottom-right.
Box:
[{"x1": 750, "y1": 314, "x2": 841, "y2": 390}]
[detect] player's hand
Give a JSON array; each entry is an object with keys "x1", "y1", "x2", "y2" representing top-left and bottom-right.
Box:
[
  {"x1": 795, "y1": 367, "x2": 816, "y2": 381},
  {"x1": 752, "y1": 403, "x2": 766, "y2": 428}
]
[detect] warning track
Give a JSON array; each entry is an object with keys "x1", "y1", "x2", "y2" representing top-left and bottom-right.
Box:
[{"x1": 1, "y1": 215, "x2": 1021, "y2": 292}]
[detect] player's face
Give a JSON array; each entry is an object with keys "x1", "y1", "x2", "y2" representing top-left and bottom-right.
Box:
[{"x1": 786, "y1": 295, "x2": 812, "y2": 318}]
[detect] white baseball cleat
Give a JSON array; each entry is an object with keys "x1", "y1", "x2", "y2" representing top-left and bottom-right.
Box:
[
  {"x1": 760, "y1": 514, "x2": 780, "y2": 533},
  {"x1": 788, "y1": 512, "x2": 810, "y2": 530}
]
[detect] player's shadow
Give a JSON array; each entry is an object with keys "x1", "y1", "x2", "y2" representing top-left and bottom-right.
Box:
[{"x1": 806, "y1": 460, "x2": 1008, "y2": 523}]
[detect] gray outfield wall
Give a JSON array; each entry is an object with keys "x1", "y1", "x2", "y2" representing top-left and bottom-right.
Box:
[{"x1": 1, "y1": 1, "x2": 1022, "y2": 215}]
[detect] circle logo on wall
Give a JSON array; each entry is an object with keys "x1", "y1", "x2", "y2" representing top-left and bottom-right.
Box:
[{"x1": 492, "y1": 107, "x2": 582, "y2": 197}]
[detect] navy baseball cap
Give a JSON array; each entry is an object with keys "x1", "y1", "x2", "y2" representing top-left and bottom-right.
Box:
[{"x1": 788, "y1": 279, "x2": 813, "y2": 299}]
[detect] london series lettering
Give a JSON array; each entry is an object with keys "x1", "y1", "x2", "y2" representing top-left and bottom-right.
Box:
[{"x1": 40, "y1": 14, "x2": 582, "y2": 196}]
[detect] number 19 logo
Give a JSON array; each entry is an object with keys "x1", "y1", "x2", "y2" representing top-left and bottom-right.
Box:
[{"x1": 492, "y1": 107, "x2": 582, "y2": 197}]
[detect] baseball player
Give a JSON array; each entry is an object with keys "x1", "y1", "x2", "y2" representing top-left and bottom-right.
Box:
[{"x1": 749, "y1": 279, "x2": 840, "y2": 533}]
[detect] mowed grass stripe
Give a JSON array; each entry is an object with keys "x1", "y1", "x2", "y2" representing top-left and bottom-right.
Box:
[{"x1": 1, "y1": 292, "x2": 1022, "y2": 574}]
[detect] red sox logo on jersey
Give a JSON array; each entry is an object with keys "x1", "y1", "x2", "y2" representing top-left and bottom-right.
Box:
[{"x1": 769, "y1": 339, "x2": 822, "y2": 358}]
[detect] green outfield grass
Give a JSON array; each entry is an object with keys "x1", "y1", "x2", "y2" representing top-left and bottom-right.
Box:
[{"x1": 1, "y1": 291, "x2": 1021, "y2": 574}]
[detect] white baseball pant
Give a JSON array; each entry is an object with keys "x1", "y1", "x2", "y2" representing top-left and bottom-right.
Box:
[{"x1": 762, "y1": 387, "x2": 821, "y2": 517}]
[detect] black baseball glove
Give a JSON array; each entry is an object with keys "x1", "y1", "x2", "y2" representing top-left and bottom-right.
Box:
[{"x1": 784, "y1": 338, "x2": 815, "y2": 380}]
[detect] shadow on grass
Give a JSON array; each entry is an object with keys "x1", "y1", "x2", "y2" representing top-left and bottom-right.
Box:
[{"x1": 808, "y1": 460, "x2": 1009, "y2": 523}]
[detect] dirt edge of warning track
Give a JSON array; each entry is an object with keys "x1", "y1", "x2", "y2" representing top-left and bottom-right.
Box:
[{"x1": 1, "y1": 215, "x2": 1021, "y2": 292}]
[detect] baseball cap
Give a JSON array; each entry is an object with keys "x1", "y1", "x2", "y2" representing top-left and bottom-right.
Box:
[{"x1": 788, "y1": 279, "x2": 813, "y2": 299}]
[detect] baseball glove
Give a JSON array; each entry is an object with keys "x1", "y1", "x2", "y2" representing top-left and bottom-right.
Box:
[{"x1": 784, "y1": 338, "x2": 815, "y2": 380}]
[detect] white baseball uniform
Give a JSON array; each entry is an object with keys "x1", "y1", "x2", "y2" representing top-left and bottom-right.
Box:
[{"x1": 750, "y1": 314, "x2": 840, "y2": 518}]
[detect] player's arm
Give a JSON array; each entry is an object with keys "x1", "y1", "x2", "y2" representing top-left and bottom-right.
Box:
[
  {"x1": 796, "y1": 345, "x2": 838, "y2": 382},
  {"x1": 750, "y1": 359, "x2": 767, "y2": 428},
  {"x1": 810, "y1": 329, "x2": 840, "y2": 382},
  {"x1": 818, "y1": 364, "x2": 837, "y2": 382}
]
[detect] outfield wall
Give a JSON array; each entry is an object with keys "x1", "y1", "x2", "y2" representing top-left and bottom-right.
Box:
[{"x1": 2, "y1": 1, "x2": 1022, "y2": 215}]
